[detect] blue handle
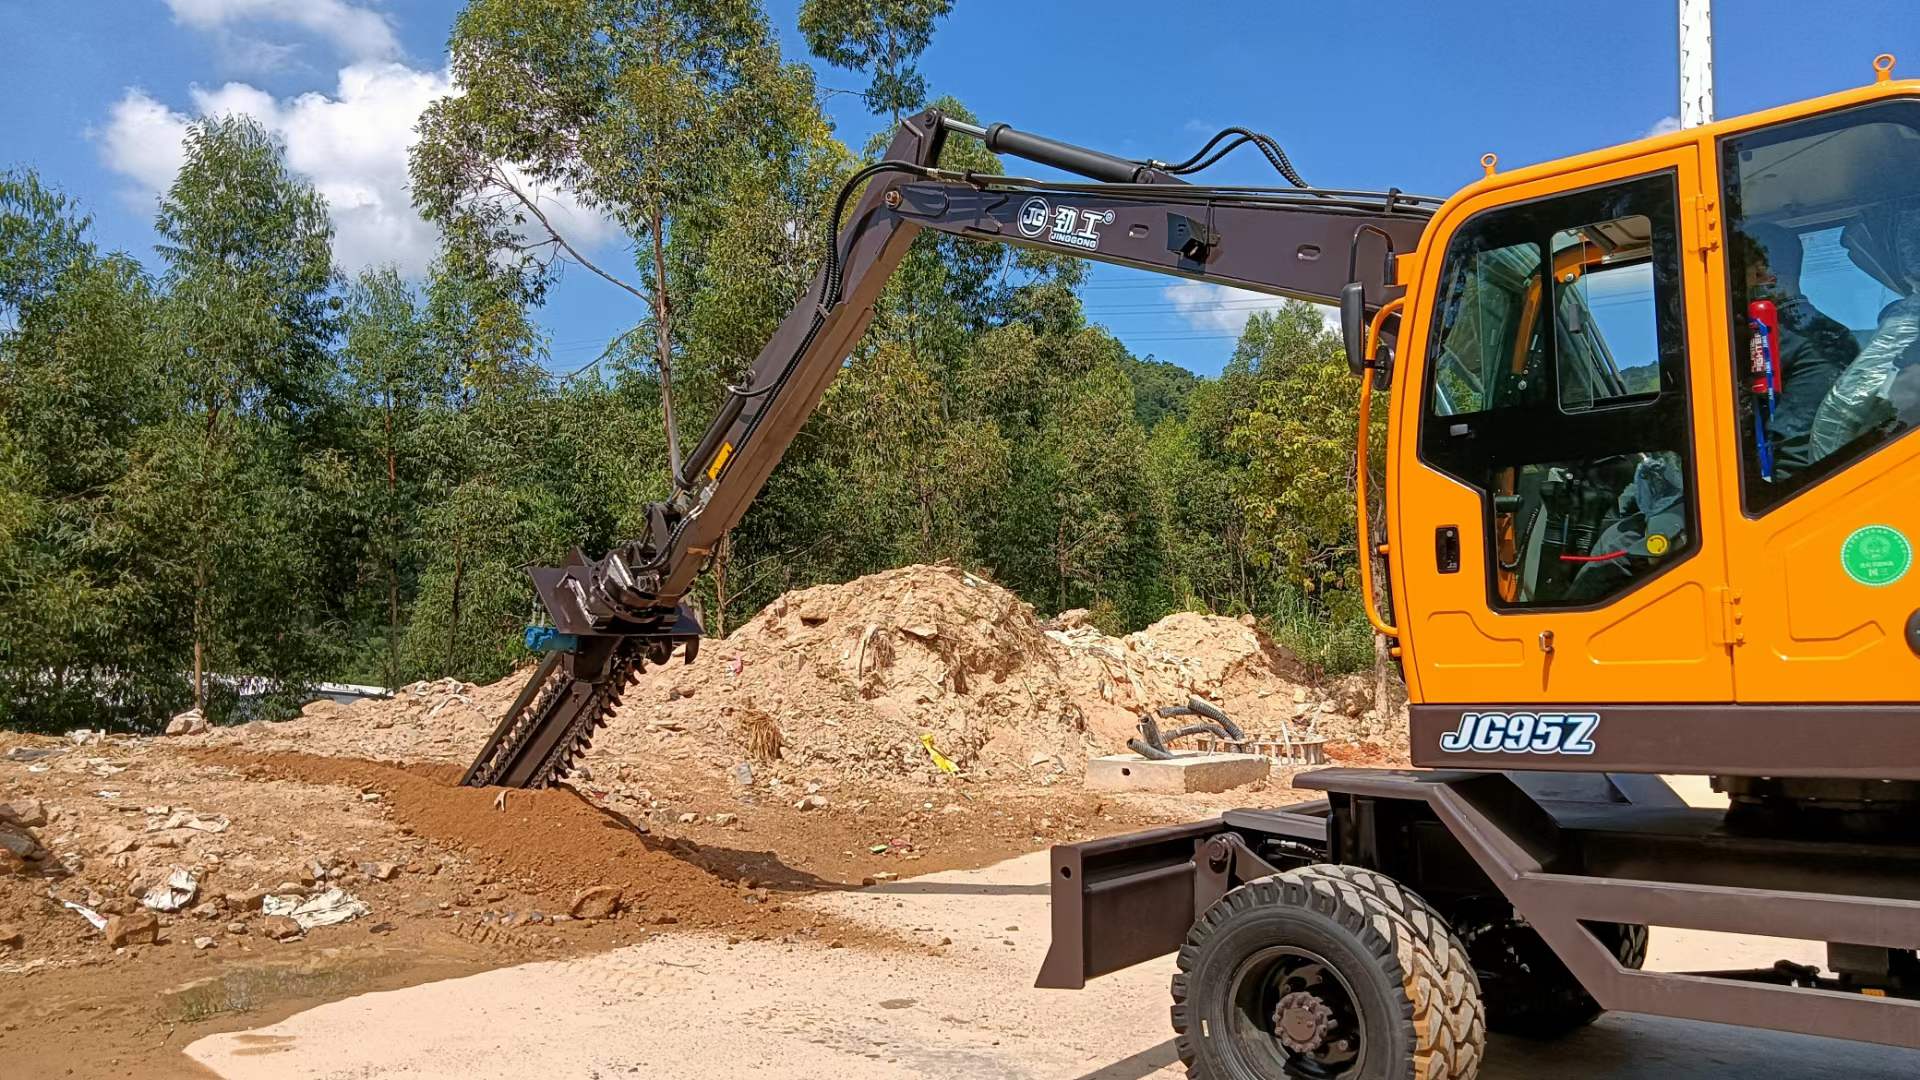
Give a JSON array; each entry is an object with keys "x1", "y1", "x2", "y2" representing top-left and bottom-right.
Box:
[{"x1": 523, "y1": 626, "x2": 580, "y2": 654}]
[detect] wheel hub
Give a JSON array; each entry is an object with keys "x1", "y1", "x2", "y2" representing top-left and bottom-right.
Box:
[
  {"x1": 1274, "y1": 990, "x2": 1337, "y2": 1053},
  {"x1": 1226, "y1": 945, "x2": 1364, "y2": 1078}
]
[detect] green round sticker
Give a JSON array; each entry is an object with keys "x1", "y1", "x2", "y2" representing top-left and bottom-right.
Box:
[{"x1": 1840, "y1": 524, "x2": 1912, "y2": 587}]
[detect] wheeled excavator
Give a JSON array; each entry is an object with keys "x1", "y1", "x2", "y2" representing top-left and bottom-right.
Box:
[{"x1": 465, "y1": 56, "x2": 1920, "y2": 1079}]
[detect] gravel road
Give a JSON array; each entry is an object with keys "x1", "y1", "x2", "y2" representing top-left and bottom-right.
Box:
[{"x1": 185, "y1": 849, "x2": 1918, "y2": 1079}]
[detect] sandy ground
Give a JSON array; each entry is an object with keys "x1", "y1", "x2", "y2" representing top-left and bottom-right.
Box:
[{"x1": 183, "y1": 848, "x2": 1919, "y2": 1080}]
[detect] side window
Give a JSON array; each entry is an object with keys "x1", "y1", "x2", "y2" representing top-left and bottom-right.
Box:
[
  {"x1": 1430, "y1": 240, "x2": 1544, "y2": 416},
  {"x1": 1721, "y1": 100, "x2": 1920, "y2": 510},
  {"x1": 1422, "y1": 173, "x2": 1695, "y2": 609},
  {"x1": 1552, "y1": 216, "x2": 1661, "y2": 412}
]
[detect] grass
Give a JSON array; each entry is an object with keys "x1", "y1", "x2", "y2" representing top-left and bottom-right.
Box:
[{"x1": 1265, "y1": 588, "x2": 1377, "y2": 677}]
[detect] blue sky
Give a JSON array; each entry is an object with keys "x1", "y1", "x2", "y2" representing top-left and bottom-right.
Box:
[{"x1": 3, "y1": 1, "x2": 1918, "y2": 376}]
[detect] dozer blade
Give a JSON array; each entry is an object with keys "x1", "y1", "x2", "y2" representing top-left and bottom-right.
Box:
[{"x1": 460, "y1": 649, "x2": 638, "y2": 789}]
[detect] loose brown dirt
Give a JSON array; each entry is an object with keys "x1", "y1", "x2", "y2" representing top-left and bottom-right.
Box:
[{"x1": 3, "y1": 564, "x2": 1412, "y2": 1078}]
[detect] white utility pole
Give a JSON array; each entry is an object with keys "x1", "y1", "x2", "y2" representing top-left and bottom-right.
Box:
[{"x1": 1678, "y1": 0, "x2": 1715, "y2": 127}]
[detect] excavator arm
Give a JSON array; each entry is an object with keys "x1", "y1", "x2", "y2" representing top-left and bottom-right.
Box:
[{"x1": 462, "y1": 108, "x2": 1436, "y2": 788}]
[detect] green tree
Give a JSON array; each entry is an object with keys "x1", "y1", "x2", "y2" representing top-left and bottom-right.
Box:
[
  {"x1": 0, "y1": 170, "x2": 90, "y2": 321},
  {"x1": 798, "y1": 0, "x2": 953, "y2": 123},
  {"x1": 150, "y1": 115, "x2": 339, "y2": 716},
  {"x1": 413, "y1": 0, "x2": 820, "y2": 484},
  {"x1": 0, "y1": 172, "x2": 173, "y2": 729},
  {"x1": 1123, "y1": 354, "x2": 1201, "y2": 429},
  {"x1": 337, "y1": 267, "x2": 445, "y2": 687},
  {"x1": 399, "y1": 255, "x2": 555, "y2": 682},
  {"x1": 1229, "y1": 302, "x2": 1383, "y2": 674}
]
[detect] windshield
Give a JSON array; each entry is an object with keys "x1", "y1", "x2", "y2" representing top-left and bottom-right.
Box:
[{"x1": 1721, "y1": 98, "x2": 1920, "y2": 508}]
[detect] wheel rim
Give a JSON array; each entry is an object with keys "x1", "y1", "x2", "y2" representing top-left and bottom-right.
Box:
[{"x1": 1224, "y1": 945, "x2": 1367, "y2": 1079}]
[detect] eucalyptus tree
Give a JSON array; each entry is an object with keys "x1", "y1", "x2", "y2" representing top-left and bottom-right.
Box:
[
  {"x1": 0, "y1": 172, "x2": 173, "y2": 729},
  {"x1": 412, "y1": 0, "x2": 822, "y2": 485},
  {"x1": 799, "y1": 0, "x2": 953, "y2": 124},
  {"x1": 150, "y1": 115, "x2": 339, "y2": 716}
]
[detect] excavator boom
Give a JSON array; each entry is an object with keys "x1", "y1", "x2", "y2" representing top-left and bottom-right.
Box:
[{"x1": 463, "y1": 108, "x2": 1435, "y2": 788}]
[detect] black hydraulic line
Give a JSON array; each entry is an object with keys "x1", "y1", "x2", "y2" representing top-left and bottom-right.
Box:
[
  {"x1": 963, "y1": 174, "x2": 1442, "y2": 215},
  {"x1": 674, "y1": 158, "x2": 935, "y2": 505},
  {"x1": 1147, "y1": 126, "x2": 1311, "y2": 188}
]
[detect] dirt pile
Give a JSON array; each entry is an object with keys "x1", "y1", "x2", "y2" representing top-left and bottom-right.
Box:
[
  {"x1": 199, "y1": 751, "x2": 887, "y2": 943},
  {"x1": 600, "y1": 565, "x2": 1100, "y2": 782},
  {"x1": 203, "y1": 564, "x2": 1399, "y2": 784},
  {"x1": 1050, "y1": 611, "x2": 1305, "y2": 740},
  {"x1": 206, "y1": 678, "x2": 519, "y2": 766},
  {"x1": 597, "y1": 565, "x2": 1401, "y2": 783}
]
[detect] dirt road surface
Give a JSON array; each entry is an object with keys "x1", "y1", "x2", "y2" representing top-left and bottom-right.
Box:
[{"x1": 185, "y1": 850, "x2": 1917, "y2": 1080}]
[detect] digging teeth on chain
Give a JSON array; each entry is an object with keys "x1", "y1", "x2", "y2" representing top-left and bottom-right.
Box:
[
  {"x1": 527, "y1": 657, "x2": 638, "y2": 788},
  {"x1": 467, "y1": 667, "x2": 570, "y2": 788}
]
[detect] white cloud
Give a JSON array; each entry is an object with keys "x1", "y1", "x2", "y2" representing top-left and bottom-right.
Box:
[
  {"x1": 97, "y1": 91, "x2": 192, "y2": 200},
  {"x1": 166, "y1": 0, "x2": 401, "y2": 69},
  {"x1": 95, "y1": 63, "x2": 619, "y2": 277},
  {"x1": 1644, "y1": 115, "x2": 1683, "y2": 139},
  {"x1": 1162, "y1": 281, "x2": 1339, "y2": 338}
]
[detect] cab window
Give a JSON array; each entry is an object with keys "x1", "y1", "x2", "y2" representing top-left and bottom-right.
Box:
[
  {"x1": 1422, "y1": 173, "x2": 1694, "y2": 608},
  {"x1": 1721, "y1": 99, "x2": 1920, "y2": 510}
]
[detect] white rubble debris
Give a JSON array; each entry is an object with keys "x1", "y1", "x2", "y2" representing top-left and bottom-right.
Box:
[
  {"x1": 142, "y1": 867, "x2": 200, "y2": 912},
  {"x1": 57, "y1": 895, "x2": 108, "y2": 931},
  {"x1": 264, "y1": 887, "x2": 371, "y2": 929},
  {"x1": 165, "y1": 709, "x2": 210, "y2": 736}
]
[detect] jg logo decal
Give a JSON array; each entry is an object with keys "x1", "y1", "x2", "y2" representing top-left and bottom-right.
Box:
[
  {"x1": 1017, "y1": 197, "x2": 1050, "y2": 238},
  {"x1": 1841, "y1": 524, "x2": 1911, "y2": 587},
  {"x1": 1015, "y1": 196, "x2": 1113, "y2": 252},
  {"x1": 1438, "y1": 711, "x2": 1599, "y2": 755}
]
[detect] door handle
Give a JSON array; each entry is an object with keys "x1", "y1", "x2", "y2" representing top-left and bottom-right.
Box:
[{"x1": 1435, "y1": 526, "x2": 1461, "y2": 574}]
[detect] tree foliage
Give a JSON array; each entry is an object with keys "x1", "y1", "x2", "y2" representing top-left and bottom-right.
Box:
[
  {"x1": 798, "y1": 0, "x2": 952, "y2": 121},
  {"x1": 0, "y1": 1, "x2": 1381, "y2": 733}
]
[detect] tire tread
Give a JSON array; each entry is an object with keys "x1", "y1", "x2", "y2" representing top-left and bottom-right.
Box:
[{"x1": 1170, "y1": 863, "x2": 1484, "y2": 1080}]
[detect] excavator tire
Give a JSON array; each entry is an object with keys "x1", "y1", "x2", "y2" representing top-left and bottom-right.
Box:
[{"x1": 1172, "y1": 865, "x2": 1484, "y2": 1080}]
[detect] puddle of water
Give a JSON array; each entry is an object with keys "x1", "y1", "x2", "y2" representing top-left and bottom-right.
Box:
[{"x1": 161, "y1": 954, "x2": 412, "y2": 1024}]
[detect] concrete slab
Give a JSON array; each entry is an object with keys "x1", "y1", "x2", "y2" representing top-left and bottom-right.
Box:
[{"x1": 1084, "y1": 752, "x2": 1269, "y2": 794}]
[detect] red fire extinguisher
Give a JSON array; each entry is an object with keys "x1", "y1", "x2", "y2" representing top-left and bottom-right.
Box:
[{"x1": 1749, "y1": 299, "x2": 1780, "y2": 478}]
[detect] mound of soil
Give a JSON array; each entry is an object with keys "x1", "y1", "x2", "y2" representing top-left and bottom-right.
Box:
[
  {"x1": 199, "y1": 751, "x2": 881, "y2": 941},
  {"x1": 1045, "y1": 608, "x2": 1376, "y2": 750},
  {"x1": 210, "y1": 565, "x2": 1399, "y2": 785},
  {"x1": 600, "y1": 566, "x2": 1098, "y2": 782}
]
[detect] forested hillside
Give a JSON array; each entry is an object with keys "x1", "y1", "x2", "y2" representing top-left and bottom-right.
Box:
[{"x1": 0, "y1": 0, "x2": 1381, "y2": 732}]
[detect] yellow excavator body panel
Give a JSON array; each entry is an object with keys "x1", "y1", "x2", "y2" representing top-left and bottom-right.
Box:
[{"x1": 1381, "y1": 71, "x2": 1920, "y2": 770}]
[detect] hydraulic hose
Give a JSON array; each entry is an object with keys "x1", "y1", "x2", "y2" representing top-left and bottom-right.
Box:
[
  {"x1": 1150, "y1": 126, "x2": 1310, "y2": 188},
  {"x1": 653, "y1": 159, "x2": 935, "y2": 570}
]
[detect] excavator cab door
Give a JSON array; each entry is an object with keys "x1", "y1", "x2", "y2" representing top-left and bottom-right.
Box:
[
  {"x1": 1390, "y1": 144, "x2": 1737, "y2": 706},
  {"x1": 1708, "y1": 97, "x2": 1920, "y2": 700}
]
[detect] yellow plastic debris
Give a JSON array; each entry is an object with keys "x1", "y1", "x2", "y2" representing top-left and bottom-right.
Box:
[{"x1": 920, "y1": 733, "x2": 958, "y2": 774}]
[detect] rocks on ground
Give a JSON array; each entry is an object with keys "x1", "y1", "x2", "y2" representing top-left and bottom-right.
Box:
[
  {"x1": 569, "y1": 886, "x2": 622, "y2": 919},
  {"x1": 104, "y1": 911, "x2": 159, "y2": 948},
  {"x1": 165, "y1": 709, "x2": 209, "y2": 737}
]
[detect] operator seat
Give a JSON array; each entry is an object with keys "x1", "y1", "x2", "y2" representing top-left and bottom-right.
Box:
[
  {"x1": 1808, "y1": 203, "x2": 1920, "y2": 460},
  {"x1": 1566, "y1": 453, "x2": 1687, "y2": 602}
]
